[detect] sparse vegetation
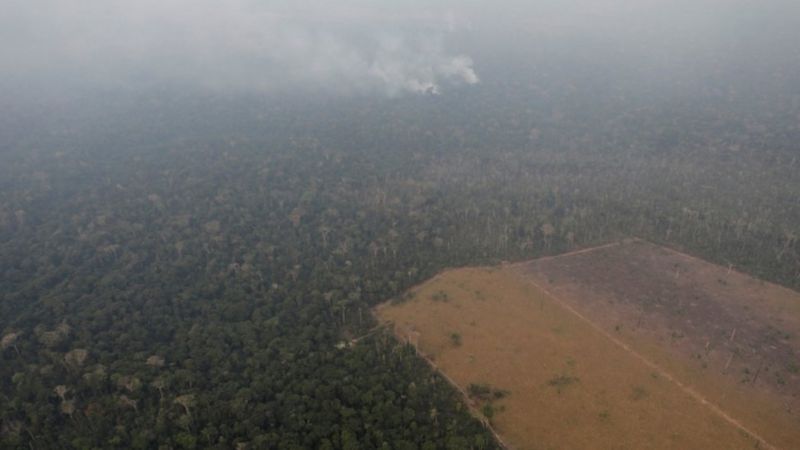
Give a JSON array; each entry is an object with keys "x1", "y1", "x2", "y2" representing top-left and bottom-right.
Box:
[
  {"x1": 481, "y1": 403, "x2": 495, "y2": 420},
  {"x1": 450, "y1": 332, "x2": 462, "y2": 347},
  {"x1": 466, "y1": 382, "x2": 508, "y2": 425},
  {"x1": 467, "y1": 383, "x2": 493, "y2": 401},
  {"x1": 431, "y1": 290, "x2": 450, "y2": 302},
  {"x1": 467, "y1": 383, "x2": 509, "y2": 404},
  {"x1": 547, "y1": 374, "x2": 580, "y2": 394},
  {"x1": 631, "y1": 386, "x2": 649, "y2": 401}
]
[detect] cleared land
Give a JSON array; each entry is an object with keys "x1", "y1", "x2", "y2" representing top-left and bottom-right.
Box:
[{"x1": 374, "y1": 240, "x2": 800, "y2": 449}]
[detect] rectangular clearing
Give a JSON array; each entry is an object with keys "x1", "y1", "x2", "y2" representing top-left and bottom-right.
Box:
[{"x1": 375, "y1": 240, "x2": 800, "y2": 450}]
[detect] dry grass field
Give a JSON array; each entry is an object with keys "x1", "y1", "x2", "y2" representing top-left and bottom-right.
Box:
[{"x1": 374, "y1": 240, "x2": 800, "y2": 449}]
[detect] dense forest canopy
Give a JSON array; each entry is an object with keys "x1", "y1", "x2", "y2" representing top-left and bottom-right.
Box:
[{"x1": 2, "y1": 1, "x2": 799, "y2": 448}]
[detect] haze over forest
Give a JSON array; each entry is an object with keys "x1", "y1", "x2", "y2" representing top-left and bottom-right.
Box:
[{"x1": 1, "y1": 1, "x2": 799, "y2": 449}]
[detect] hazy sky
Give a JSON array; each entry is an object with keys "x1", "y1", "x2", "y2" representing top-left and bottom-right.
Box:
[{"x1": 1, "y1": 0, "x2": 798, "y2": 98}]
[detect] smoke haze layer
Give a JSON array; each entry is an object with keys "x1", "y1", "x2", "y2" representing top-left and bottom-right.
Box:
[
  {"x1": 2, "y1": 0, "x2": 799, "y2": 101},
  {"x1": 0, "y1": 0, "x2": 479, "y2": 96}
]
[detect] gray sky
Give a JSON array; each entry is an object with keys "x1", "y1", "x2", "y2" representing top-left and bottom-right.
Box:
[{"x1": 1, "y1": 0, "x2": 798, "y2": 97}]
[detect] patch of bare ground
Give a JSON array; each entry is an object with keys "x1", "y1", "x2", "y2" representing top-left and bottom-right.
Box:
[
  {"x1": 375, "y1": 240, "x2": 800, "y2": 449},
  {"x1": 514, "y1": 239, "x2": 800, "y2": 448}
]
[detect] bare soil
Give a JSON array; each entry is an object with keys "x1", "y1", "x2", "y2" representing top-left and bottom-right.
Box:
[
  {"x1": 514, "y1": 238, "x2": 800, "y2": 448},
  {"x1": 374, "y1": 240, "x2": 800, "y2": 449}
]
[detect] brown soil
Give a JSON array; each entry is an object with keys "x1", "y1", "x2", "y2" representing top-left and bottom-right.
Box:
[{"x1": 374, "y1": 240, "x2": 800, "y2": 449}]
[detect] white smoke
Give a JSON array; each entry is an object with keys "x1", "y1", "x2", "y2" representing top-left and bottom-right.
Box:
[
  {"x1": 0, "y1": 0, "x2": 479, "y2": 96},
  {"x1": 368, "y1": 35, "x2": 479, "y2": 96}
]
